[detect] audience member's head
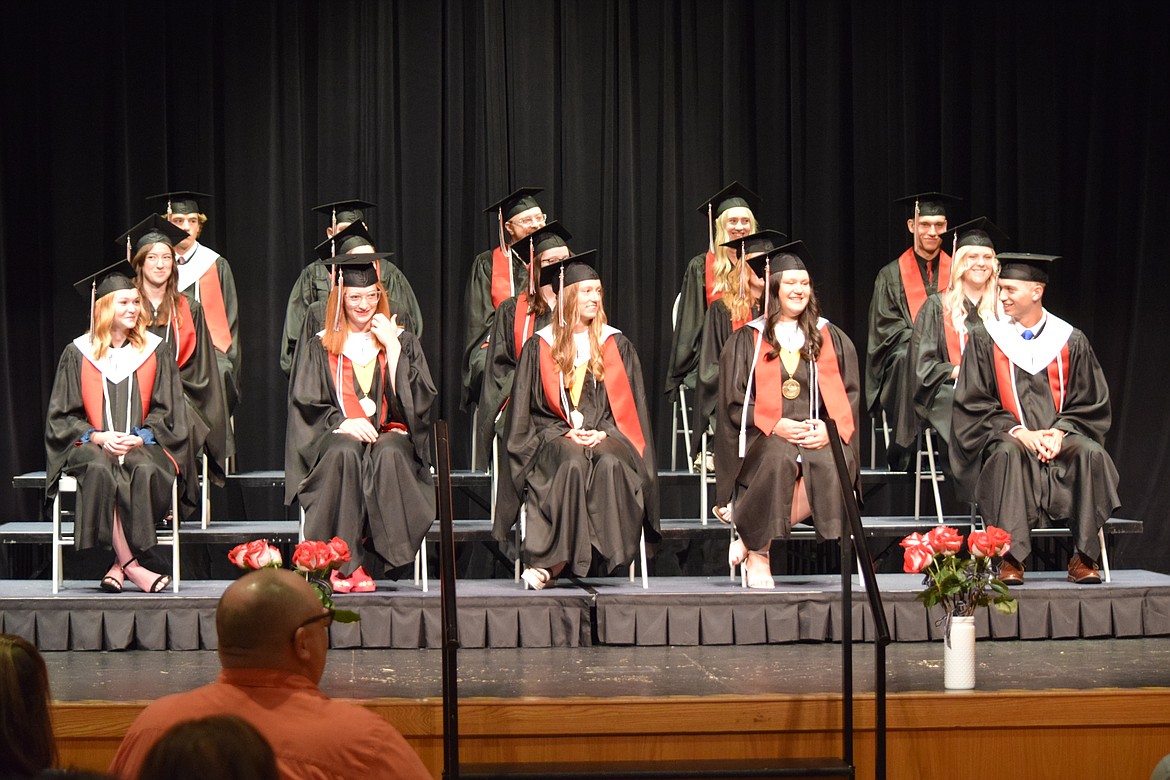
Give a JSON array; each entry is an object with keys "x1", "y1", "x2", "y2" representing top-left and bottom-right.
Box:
[
  {"x1": 216, "y1": 568, "x2": 330, "y2": 683},
  {"x1": 137, "y1": 715, "x2": 278, "y2": 780},
  {"x1": 0, "y1": 633, "x2": 57, "y2": 776}
]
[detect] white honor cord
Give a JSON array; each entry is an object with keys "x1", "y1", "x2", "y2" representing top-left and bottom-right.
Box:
[
  {"x1": 334, "y1": 353, "x2": 348, "y2": 413},
  {"x1": 559, "y1": 378, "x2": 575, "y2": 428},
  {"x1": 739, "y1": 334, "x2": 765, "y2": 458},
  {"x1": 508, "y1": 250, "x2": 516, "y2": 298},
  {"x1": 1008, "y1": 364, "x2": 1027, "y2": 429},
  {"x1": 1056, "y1": 351, "x2": 1065, "y2": 412},
  {"x1": 810, "y1": 357, "x2": 820, "y2": 421}
]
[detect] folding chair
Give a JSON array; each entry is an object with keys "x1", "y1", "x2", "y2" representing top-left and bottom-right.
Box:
[
  {"x1": 913, "y1": 427, "x2": 945, "y2": 523},
  {"x1": 669, "y1": 294, "x2": 695, "y2": 472},
  {"x1": 516, "y1": 499, "x2": 649, "y2": 589},
  {"x1": 52, "y1": 474, "x2": 180, "y2": 594}
]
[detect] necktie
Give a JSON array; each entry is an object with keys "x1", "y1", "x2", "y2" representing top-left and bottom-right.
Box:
[
  {"x1": 177, "y1": 255, "x2": 186, "y2": 266},
  {"x1": 1022, "y1": 329, "x2": 1035, "y2": 340}
]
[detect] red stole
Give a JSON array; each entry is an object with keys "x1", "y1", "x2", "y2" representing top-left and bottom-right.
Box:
[
  {"x1": 512, "y1": 294, "x2": 539, "y2": 356},
  {"x1": 80, "y1": 352, "x2": 158, "y2": 429},
  {"x1": 536, "y1": 335, "x2": 647, "y2": 457},
  {"x1": 490, "y1": 246, "x2": 515, "y2": 308},
  {"x1": 751, "y1": 325, "x2": 855, "y2": 444},
  {"x1": 941, "y1": 307, "x2": 964, "y2": 366},
  {"x1": 898, "y1": 248, "x2": 951, "y2": 322},
  {"x1": 174, "y1": 296, "x2": 198, "y2": 368},
  {"x1": 328, "y1": 351, "x2": 389, "y2": 428},
  {"x1": 992, "y1": 343, "x2": 1071, "y2": 423},
  {"x1": 196, "y1": 264, "x2": 232, "y2": 354},
  {"x1": 704, "y1": 251, "x2": 721, "y2": 305}
]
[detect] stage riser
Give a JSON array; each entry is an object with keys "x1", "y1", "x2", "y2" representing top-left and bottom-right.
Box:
[
  {"x1": 6, "y1": 573, "x2": 1170, "y2": 650},
  {"x1": 49, "y1": 691, "x2": 1170, "y2": 780}
]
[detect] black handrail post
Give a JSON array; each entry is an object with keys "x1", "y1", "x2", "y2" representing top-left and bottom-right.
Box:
[{"x1": 437, "y1": 421, "x2": 462, "y2": 780}]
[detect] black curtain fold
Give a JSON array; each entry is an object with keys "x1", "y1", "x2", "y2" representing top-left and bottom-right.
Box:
[{"x1": 2, "y1": 0, "x2": 1167, "y2": 571}]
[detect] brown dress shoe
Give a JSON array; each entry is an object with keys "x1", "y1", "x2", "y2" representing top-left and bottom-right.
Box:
[
  {"x1": 1068, "y1": 553, "x2": 1102, "y2": 584},
  {"x1": 998, "y1": 557, "x2": 1025, "y2": 586}
]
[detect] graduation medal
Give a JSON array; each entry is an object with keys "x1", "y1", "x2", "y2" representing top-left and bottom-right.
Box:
[
  {"x1": 358, "y1": 395, "x2": 377, "y2": 418},
  {"x1": 779, "y1": 346, "x2": 801, "y2": 400},
  {"x1": 782, "y1": 378, "x2": 801, "y2": 400},
  {"x1": 570, "y1": 409, "x2": 584, "y2": 429}
]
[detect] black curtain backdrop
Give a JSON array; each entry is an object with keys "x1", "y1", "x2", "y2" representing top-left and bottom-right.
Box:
[{"x1": 2, "y1": 1, "x2": 1167, "y2": 570}]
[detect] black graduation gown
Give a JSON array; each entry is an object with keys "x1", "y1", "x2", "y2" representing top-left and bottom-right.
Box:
[
  {"x1": 475, "y1": 294, "x2": 553, "y2": 467},
  {"x1": 907, "y1": 295, "x2": 981, "y2": 450},
  {"x1": 951, "y1": 320, "x2": 1120, "y2": 561},
  {"x1": 179, "y1": 249, "x2": 241, "y2": 420},
  {"x1": 493, "y1": 330, "x2": 660, "y2": 575},
  {"x1": 280, "y1": 258, "x2": 424, "y2": 375},
  {"x1": 45, "y1": 337, "x2": 189, "y2": 553},
  {"x1": 284, "y1": 331, "x2": 437, "y2": 575},
  {"x1": 461, "y1": 247, "x2": 529, "y2": 409},
  {"x1": 145, "y1": 297, "x2": 230, "y2": 512},
  {"x1": 714, "y1": 322, "x2": 860, "y2": 552},
  {"x1": 865, "y1": 252, "x2": 945, "y2": 450},
  {"x1": 665, "y1": 251, "x2": 712, "y2": 395},
  {"x1": 693, "y1": 298, "x2": 760, "y2": 458}
]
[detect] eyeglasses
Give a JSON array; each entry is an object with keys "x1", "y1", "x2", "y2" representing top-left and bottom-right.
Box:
[
  {"x1": 294, "y1": 609, "x2": 334, "y2": 637},
  {"x1": 508, "y1": 213, "x2": 547, "y2": 229},
  {"x1": 345, "y1": 291, "x2": 382, "y2": 305}
]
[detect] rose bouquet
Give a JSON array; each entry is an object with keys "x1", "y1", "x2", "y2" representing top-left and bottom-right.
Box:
[
  {"x1": 228, "y1": 538, "x2": 359, "y2": 623},
  {"x1": 900, "y1": 525, "x2": 1019, "y2": 619}
]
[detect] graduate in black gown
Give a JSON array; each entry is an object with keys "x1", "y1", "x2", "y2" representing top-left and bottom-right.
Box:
[
  {"x1": 865, "y1": 192, "x2": 960, "y2": 467},
  {"x1": 285, "y1": 256, "x2": 437, "y2": 593},
  {"x1": 476, "y1": 221, "x2": 572, "y2": 465},
  {"x1": 714, "y1": 242, "x2": 860, "y2": 589},
  {"x1": 461, "y1": 187, "x2": 545, "y2": 413},
  {"x1": 666, "y1": 183, "x2": 761, "y2": 408},
  {"x1": 149, "y1": 191, "x2": 242, "y2": 428},
  {"x1": 693, "y1": 229, "x2": 786, "y2": 461},
  {"x1": 907, "y1": 218, "x2": 1005, "y2": 452},
  {"x1": 494, "y1": 252, "x2": 660, "y2": 589},
  {"x1": 951, "y1": 253, "x2": 1119, "y2": 585},
  {"x1": 130, "y1": 215, "x2": 230, "y2": 516},
  {"x1": 45, "y1": 262, "x2": 189, "y2": 593}
]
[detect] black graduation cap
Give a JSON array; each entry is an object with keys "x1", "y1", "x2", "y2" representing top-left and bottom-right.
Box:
[
  {"x1": 746, "y1": 239, "x2": 813, "y2": 278},
  {"x1": 996, "y1": 253, "x2": 1059, "y2": 284},
  {"x1": 313, "y1": 199, "x2": 375, "y2": 227},
  {"x1": 538, "y1": 250, "x2": 599, "y2": 289},
  {"x1": 329, "y1": 255, "x2": 384, "y2": 289},
  {"x1": 697, "y1": 181, "x2": 761, "y2": 218},
  {"x1": 73, "y1": 260, "x2": 137, "y2": 301},
  {"x1": 314, "y1": 220, "x2": 378, "y2": 260},
  {"x1": 940, "y1": 217, "x2": 1010, "y2": 254},
  {"x1": 147, "y1": 191, "x2": 211, "y2": 216},
  {"x1": 720, "y1": 228, "x2": 788, "y2": 256},
  {"x1": 115, "y1": 214, "x2": 190, "y2": 259},
  {"x1": 485, "y1": 187, "x2": 544, "y2": 221},
  {"x1": 893, "y1": 191, "x2": 962, "y2": 218},
  {"x1": 510, "y1": 221, "x2": 573, "y2": 261}
]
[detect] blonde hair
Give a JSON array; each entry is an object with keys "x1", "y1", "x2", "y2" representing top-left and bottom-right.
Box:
[
  {"x1": 551, "y1": 281, "x2": 607, "y2": 386},
  {"x1": 91, "y1": 291, "x2": 148, "y2": 361},
  {"x1": 320, "y1": 282, "x2": 392, "y2": 356},
  {"x1": 942, "y1": 244, "x2": 1000, "y2": 336},
  {"x1": 711, "y1": 209, "x2": 760, "y2": 296}
]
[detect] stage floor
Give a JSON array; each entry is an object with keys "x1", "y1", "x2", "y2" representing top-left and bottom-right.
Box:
[{"x1": 40, "y1": 638, "x2": 1170, "y2": 702}]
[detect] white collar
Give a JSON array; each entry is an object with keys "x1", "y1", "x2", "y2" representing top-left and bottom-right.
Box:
[
  {"x1": 536, "y1": 323, "x2": 620, "y2": 347},
  {"x1": 340, "y1": 331, "x2": 381, "y2": 366},
  {"x1": 176, "y1": 241, "x2": 219, "y2": 292},
  {"x1": 73, "y1": 332, "x2": 162, "y2": 383},
  {"x1": 745, "y1": 316, "x2": 829, "y2": 336},
  {"x1": 985, "y1": 310, "x2": 1073, "y2": 375},
  {"x1": 1012, "y1": 310, "x2": 1048, "y2": 337}
]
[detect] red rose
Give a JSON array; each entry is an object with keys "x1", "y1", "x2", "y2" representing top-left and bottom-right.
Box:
[
  {"x1": 325, "y1": 537, "x2": 352, "y2": 567},
  {"x1": 924, "y1": 525, "x2": 963, "y2": 557},
  {"x1": 900, "y1": 532, "x2": 935, "y2": 574},
  {"x1": 228, "y1": 540, "x2": 282, "y2": 570},
  {"x1": 292, "y1": 540, "x2": 332, "y2": 573},
  {"x1": 970, "y1": 525, "x2": 1012, "y2": 558}
]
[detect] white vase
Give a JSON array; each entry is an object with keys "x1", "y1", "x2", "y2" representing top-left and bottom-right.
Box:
[{"x1": 944, "y1": 615, "x2": 976, "y2": 690}]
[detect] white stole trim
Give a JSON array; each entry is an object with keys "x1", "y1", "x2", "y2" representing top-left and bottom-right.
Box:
[
  {"x1": 985, "y1": 311, "x2": 1073, "y2": 376},
  {"x1": 176, "y1": 241, "x2": 219, "y2": 294},
  {"x1": 73, "y1": 332, "x2": 162, "y2": 384}
]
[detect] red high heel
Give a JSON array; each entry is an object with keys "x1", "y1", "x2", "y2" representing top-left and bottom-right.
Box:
[
  {"x1": 348, "y1": 566, "x2": 376, "y2": 593},
  {"x1": 329, "y1": 569, "x2": 354, "y2": 594}
]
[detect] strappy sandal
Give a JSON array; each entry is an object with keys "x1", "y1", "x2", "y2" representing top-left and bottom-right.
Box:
[
  {"x1": 712, "y1": 504, "x2": 734, "y2": 525},
  {"x1": 521, "y1": 567, "x2": 557, "y2": 590},
  {"x1": 122, "y1": 557, "x2": 172, "y2": 594},
  {"x1": 744, "y1": 551, "x2": 775, "y2": 590},
  {"x1": 99, "y1": 562, "x2": 124, "y2": 594},
  {"x1": 728, "y1": 537, "x2": 748, "y2": 568}
]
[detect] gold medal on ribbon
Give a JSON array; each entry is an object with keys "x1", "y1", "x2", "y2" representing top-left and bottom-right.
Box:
[
  {"x1": 782, "y1": 378, "x2": 801, "y2": 400},
  {"x1": 359, "y1": 396, "x2": 377, "y2": 418}
]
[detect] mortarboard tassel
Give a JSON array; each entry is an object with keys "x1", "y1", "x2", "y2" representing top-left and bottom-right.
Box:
[
  {"x1": 332, "y1": 269, "x2": 345, "y2": 332},
  {"x1": 737, "y1": 241, "x2": 746, "y2": 300},
  {"x1": 763, "y1": 256, "x2": 771, "y2": 317},
  {"x1": 89, "y1": 281, "x2": 96, "y2": 337},
  {"x1": 528, "y1": 240, "x2": 536, "y2": 298},
  {"x1": 558, "y1": 265, "x2": 565, "y2": 328},
  {"x1": 707, "y1": 203, "x2": 714, "y2": 254}
]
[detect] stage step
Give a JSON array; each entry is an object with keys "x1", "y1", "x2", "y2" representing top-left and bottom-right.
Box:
[
  {"x1": 0, "y1": 516, "x2": 1144, "y2": 545},
  {"x1": 459, "y1": 757, "x2": 854, "y2": 779}
]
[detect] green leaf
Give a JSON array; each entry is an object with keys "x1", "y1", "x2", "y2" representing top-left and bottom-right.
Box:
[{"x1": 333, "y1": 608, "x2": 361, "y2": 623}]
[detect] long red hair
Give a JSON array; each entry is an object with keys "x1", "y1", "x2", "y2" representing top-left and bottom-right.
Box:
[{"x1": 320, "y1": 283, "x2": 392, "y2": 356}]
